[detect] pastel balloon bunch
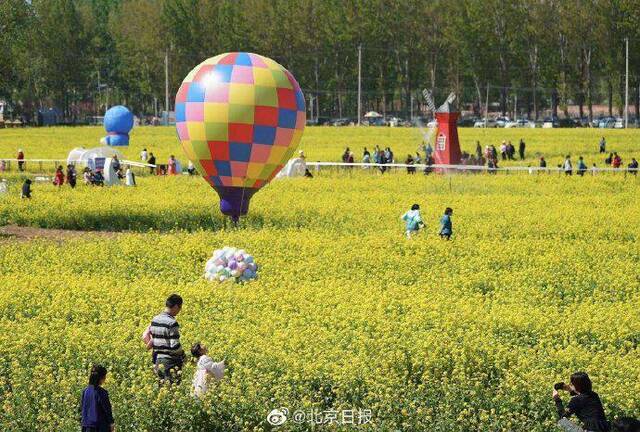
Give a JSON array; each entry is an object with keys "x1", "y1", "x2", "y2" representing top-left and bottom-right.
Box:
[{"x1": 204, "y1": 247, "x2": 258, "y2": 283}]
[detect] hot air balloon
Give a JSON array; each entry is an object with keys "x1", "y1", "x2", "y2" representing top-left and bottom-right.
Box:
[
  {"x1": 175, "y1": 52, "x2": 305, "y2": 222},
  {"x1": 101, "y1": 105, "x2": 133, "y2": 146}
]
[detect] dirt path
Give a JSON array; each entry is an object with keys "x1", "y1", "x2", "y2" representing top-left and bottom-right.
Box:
[{"x1": 0, "y1": 224, "x2": 119, "y2": 242}]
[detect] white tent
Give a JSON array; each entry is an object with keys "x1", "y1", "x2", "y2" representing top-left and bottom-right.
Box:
[
  {"x1": 364, "y1": 111, "x2": 383, "y2": 118},
  {"x1": 67, "y1": 146, "x2": 124, "y2": 167},
  {"x1": 276, "y1": 157, "x2": 307, "y2": 179}
]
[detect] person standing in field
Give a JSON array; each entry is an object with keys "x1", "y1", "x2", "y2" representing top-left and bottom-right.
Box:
[
  {"x1": 539, "y1": 157, "x2": 547, "y2": 169},
  {"x1": 363, "y1": 147, "x2": 370, "y2": 161},
  {"x1": 385, "y1": 147, "x2": 394, "y2": 164},
  {"x1": 67, "y1": 165, "x2": 77, "y2": 188},
  {"x1": 563, "y1": 155, "x2": 573, "y2": 176},
  {"x1": 605, "y1": 153, "x2": 613, "y2": 165},
  {"x1": 347, "y1": 150, "x2": 355, "y2": 167},
  {"x1": 362, "y1": 148, "x2": 371, "y2": 168},
  {"x1": 21, "y1": 179, "x2": 31, "y2": 199},
  {"x1": 53, "y1": 165, "x2": 65, "y2": 186},
  {"x1": 439, "y1": 207, "x2": 453, "y2": 240},
  {"x1": 507, "y1": 141, "x2": 516, "y2": 160},
  {"x1": 167, "y1": 155, "x2": 177, "y2": 175},
  {"x1": 342, "y1": 147, "x2": 350, "y2": 164},
  {"x1": 612, "y1": 153, "x2": 622, "y2": 169},
  {"x1": 500, "y1": 141, "x2": 507, "y2": 160},
  {"x1": 80, "y1": 364, "x2": 115, "y2": 432},
  {"x1": 125, "y1": 167, "x2": 136, "y2": 186},
  {"x1": 491, "y1": 144, "x2": 498, "y2": 161},
  {"x1": 401, "y1": 204, "x2": 424, "y2": 239},
  {"x1": 475, "y1": 141, "x2": 482, "y2": 160},
  {"x1": 147, "y1": 153, "x2": 156, "y2": 175},
  {"x1": 599, "y1": 137, "x2": 606, "y2": 153},
  {"x1": 140, "y1": 148, "x2": 148, "y2": 162},
  {"x1": 150, "y1": 294, "x2": 185, "y2": 384},
  {"x1": 424, "y1": 142, "x2": 433, "y2": 160},
  {"x1": 628, "y1": 158, "x2": 638, "y2": 175},
  {"x1": 17, "y1": 149, "x2": 25, "y2": 171},
  {"x1": 518, "y1": 139, "x2": 526, "y2": 160},
  {"x1": 577, "y1": 156, "x2": 588, "y2": 176},
  {"x1": 379, "y1": 148, "x2": 388, "y2": 173},
  {"x1": 191, "y1": 342, "x2": 225, "y2": 398},
  {"x1": 405, "y1": 154, "x2": 415, "y2": 174}
]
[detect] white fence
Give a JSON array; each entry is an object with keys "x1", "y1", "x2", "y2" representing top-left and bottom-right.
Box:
[{"x1": 308, "y1": 161, "x2": 639, "y2": 174}]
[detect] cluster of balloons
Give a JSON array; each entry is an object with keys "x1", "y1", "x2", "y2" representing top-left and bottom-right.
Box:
[{"x1": 204, "y1": 247, "x2": 258, "y2": 283}]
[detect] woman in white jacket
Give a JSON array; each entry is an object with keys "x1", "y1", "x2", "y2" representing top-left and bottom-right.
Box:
[{"x1": 191, "y1": 342, "x2": 225, "y2": 398}]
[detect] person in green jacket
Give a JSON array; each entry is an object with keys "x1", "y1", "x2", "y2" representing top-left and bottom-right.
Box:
[{"x1": 400, "y1": 204, "x2": 424, "y2": 239}]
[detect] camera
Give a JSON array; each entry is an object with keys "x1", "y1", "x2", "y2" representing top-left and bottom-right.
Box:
[{"x1": 554, "y1": 382, "x2": 566, "y2": 391}]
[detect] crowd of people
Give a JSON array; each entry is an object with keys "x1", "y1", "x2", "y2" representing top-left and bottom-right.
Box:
[
  {"x1": 16, "y1": 147, "x2": 196, "y2": 199},
  {"x1": 339, "y1": 136, "x2": 638, "y2": 176}
]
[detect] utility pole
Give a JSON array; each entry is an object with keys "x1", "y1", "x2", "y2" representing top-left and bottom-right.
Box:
[
  {"x1": 514, "y1": 93, "x2": 518, "y2": 121},
  {"x1": 410, "y1": 92, "x2": 414, "y2": 121},
  {"x1": 485, "y1": 83, "x2": 490, "y2": 128},
  {"x1": 357, "y1": 44, "x2": 362, "y2": 125},
  {"x1": 165, "y1": 48, "x2": 169, "y2": 124},
  {"x1": 625, "y1": 37, "x2": 629, "y2": 128}
]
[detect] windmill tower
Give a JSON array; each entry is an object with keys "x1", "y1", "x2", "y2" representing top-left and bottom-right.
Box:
[{"x1": 422, "y1": 91, "x2": 462, "y2": 167}]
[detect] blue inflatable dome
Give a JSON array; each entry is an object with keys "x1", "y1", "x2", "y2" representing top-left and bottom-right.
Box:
[{"x1": 103, "y1": 105, "x2": 133, "y2": 146}]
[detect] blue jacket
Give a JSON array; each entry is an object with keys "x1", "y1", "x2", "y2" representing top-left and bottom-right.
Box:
[
  {"x1": 439, "y1": 214, "x2": 452, "y2": 235},
  {"x1": 81, "y1": 385, "x2": 113, "y2": 429}
]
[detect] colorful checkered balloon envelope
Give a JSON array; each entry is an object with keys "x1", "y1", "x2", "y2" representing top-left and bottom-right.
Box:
[{"x1": 175, "y1": 52, "x2": 306, "y2": 221}]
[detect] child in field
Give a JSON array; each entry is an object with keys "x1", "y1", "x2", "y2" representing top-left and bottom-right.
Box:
[
  {"x1": 400, "y1": 204, "x2": 424, "y2": 238},
  {"x1": 53, "y1": 165, "x2": 65, "y2": 186},
  {"x1": 191, "y1": 342, "x2": 225, "y2": 398},
  {"x1": 439, "y1": 207, "x2": 453, "y2": 240},
  {"x1": 21, "y1": 179, "x2": 32, "y2": 199},
  {"x1": 80, "y1": 365, "x2": 115, "y2": 432}
]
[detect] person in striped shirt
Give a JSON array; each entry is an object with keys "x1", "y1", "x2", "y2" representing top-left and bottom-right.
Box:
[{"x1": 150, "y1": 294, "x2": 185, "y2": 383}]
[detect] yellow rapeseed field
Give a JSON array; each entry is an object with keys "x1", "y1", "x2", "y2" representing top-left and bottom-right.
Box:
[{"x1": 0, "y1": 127, "x2": 639, "y2": 431}]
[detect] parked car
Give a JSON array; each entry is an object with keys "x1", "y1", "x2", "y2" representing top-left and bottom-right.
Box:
[
  {"x1": 542, "y1": 117, "x2": 557, "y2": 128},
  {"x1": 457, "y1": 117, "x2": 477, "y2": 127},
  {"x1": 388, "y1": 117, "x2": 409, "y2": 127},
  {"x1": 495, "y1": 116, "x2": 510, "y2": 127},
  {"x1": 473, "y1": 118, "x2": 497, "y2": 128},
  {"x1": 614, "y1": 117, "x2": 624, "y2": 129},
  {"x1": 368, "y1": 117, "x2": 386, "y2": 126},
  {"x1": 576, "y1": 117, "x2": 591, "y2": 127},
  {"x1": 598, "y1": 117, "x2": 616, "y2": 128},
  {"x1": 505, "y1": 119, "x2": 536, "y2": 128},
  {"x1": 330, "y1": 118, "x2": 354, "y2": 126},
  {"x1": 558, "y1": 118, "x2": 578, "y2": 128}
]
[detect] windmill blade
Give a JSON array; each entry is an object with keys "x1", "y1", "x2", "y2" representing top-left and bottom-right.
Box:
[
  {"x1": 445, "y1": 92, "x2": 456, "y2": 105},
  {"x1": 421, "y1": 89, "x2": 437, "y2": 112}
]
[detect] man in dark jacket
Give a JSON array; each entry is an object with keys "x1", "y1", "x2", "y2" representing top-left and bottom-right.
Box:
[
  {"x1": 147, "y1": 153, "x2": 156, "y2": 175},
  {"x1": 21, "y1": 179, "x2": 31, "y2": 199}
]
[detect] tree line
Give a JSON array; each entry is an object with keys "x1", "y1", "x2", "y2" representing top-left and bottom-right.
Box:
[{"x1": 1, "y1": 0, "x2": 640, "y2": 122}]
